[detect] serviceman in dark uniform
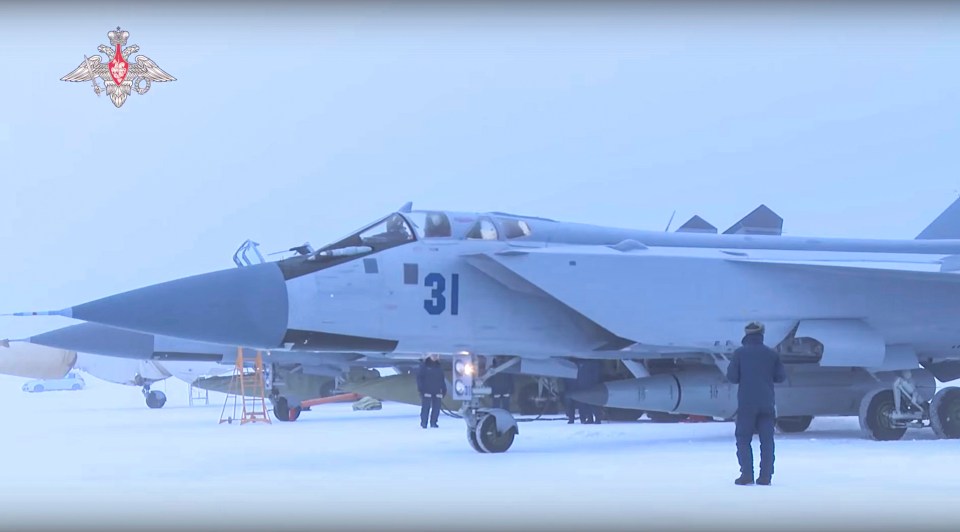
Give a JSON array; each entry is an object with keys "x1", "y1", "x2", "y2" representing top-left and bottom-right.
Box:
[
  {"x1": 563, "y1": 376, "x2": 581, "y2": 424},
  {"x1": 576, "y1": 359, "x2": 603, "y2": 424},
  {"x1": 726, "y1": 321, "x2": 787, "y2": 486},
  {"x1": 416, "y1": 353, "x2": 447, "y2": 428},
  {"x1": 487, "y1": 356, "x2": 515, "y2": 411}
]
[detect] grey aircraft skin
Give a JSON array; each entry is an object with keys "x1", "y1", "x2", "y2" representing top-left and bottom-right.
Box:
[{"x1": 10, "y1": 199, "x2": 960, "y2": 452}]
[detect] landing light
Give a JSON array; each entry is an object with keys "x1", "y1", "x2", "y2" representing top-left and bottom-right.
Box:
[
  {"x1": 455, "y1": 360, "x2": 476, "y2": 376},
  {"x1": 455, "y1": 380, "x2": 466, "y2": 395}
]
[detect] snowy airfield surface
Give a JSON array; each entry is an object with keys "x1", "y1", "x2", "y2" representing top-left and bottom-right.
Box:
[{"x1": 1, "y1": 372, "x2": 958, "y2": 532}]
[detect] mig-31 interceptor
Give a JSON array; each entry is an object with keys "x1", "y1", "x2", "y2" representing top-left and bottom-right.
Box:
[{"x1": 9, "y1": 198, "x2": 960, "y2": 452}]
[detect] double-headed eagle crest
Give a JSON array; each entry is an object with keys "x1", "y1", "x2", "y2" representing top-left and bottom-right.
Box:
[{"x1": 61, "y1": 27, "x2": 175, "y2": 108}]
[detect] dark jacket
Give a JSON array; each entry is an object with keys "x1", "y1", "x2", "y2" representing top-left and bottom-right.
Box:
[
  {"x1": 576, "y1": 359, "x2": 602, "y2": 388},
  {"x1": 488, "y1": 370, "x2": 515, "y2": 396},
  {"x1": 417, "y1": 358, "x2": 447, "y2": 396},
  {"x1": 725, "y1": 333, "x2": 787, "y2": 413}
]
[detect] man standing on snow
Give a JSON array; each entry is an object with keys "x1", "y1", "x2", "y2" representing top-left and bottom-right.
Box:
[
  {"x1": 726, "y1": 321, "x2": 786, "y2": 486},
  {"x1": 417, "y1": 353, "x2": 447, "y2": 429}
]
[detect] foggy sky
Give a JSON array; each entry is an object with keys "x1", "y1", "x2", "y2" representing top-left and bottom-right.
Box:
[{"x1": 1, "y1": 2, "x2": 958, "y2": 339}]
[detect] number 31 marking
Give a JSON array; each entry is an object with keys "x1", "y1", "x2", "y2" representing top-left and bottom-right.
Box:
[{"x1": 424, "y1": 272, "x2": 459, "y2": 315}]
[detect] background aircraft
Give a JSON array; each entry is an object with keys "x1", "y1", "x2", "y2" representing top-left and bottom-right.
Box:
[
  {"x1": 0, "y1": 339, "x2": 226, "y2": 408},
  {"x1": 14, "y1": 322, "x2": 420, "y2": 421}
]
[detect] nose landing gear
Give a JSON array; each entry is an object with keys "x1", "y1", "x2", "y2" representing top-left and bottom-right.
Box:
[{"x1": 454, "y1": 352, "x2": 520, "y2": 453}]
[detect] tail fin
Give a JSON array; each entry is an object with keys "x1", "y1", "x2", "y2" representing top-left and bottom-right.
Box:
[
  {"x1": 916, "y1": 197, "x2": 960, "y2": 239},
  {"x1": 723, "y1": 205, "x2": 783, "y2": 235},
  {"x1": 676, "y1": 215, "x2": 717, "y2": 234}
]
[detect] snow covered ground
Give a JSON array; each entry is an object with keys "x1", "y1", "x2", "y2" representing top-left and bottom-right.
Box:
[{"x1": 1, "y1": 371, "x2": 958, "y2": 531}]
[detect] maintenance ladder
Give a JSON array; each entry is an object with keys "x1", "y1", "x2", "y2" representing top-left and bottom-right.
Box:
[
  {"x1": 189, "y1": 383, "x2": 209, "y2": 406},
  {"x1": 219, "y1": 347, "x2": 271, "y2": 425}
]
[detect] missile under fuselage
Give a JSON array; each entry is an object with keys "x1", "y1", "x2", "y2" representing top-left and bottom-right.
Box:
[{"x1": 569, "y1": 365, "x2": 937, "y2": 419}]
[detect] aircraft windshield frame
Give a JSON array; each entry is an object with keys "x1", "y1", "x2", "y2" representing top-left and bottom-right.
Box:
[
  {"x1": 405, "y1": 210, "x2": 453, "y2": 239},
  {"x1": 316, "y1": 212, "x2": 417, "y2": 256}
]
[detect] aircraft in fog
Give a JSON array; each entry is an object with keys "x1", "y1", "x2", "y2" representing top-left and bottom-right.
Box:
[
  {"x1": 9, "y1": 198, "x2": 960, "y2": 452},
  {"x1": 0, "y1": 339, "x2": 222, "y2": 408},
  {"x1": 14, "y1": 322, "x2": 412, "y2": 420}
]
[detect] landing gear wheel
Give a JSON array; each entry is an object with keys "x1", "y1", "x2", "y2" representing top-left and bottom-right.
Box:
[
  {"x1": 647, "y1": 411, "x2": 688, "y2": 423},
  {"x1": 859, "y1": 389, "x2": 906, "y2": 441},
  {"x1": 71, "y1": 384, "x2": 81, "y2": 391},
  {"x1": 145, "y1": 390, "x2": 167, "y2": 409},
  {"x1": 467, "y1": 428, "x2": 487, "y2": 453},
  {"x1": 930, "y1": 386, "x2": 960, "y2": 439},
  {"x1": 475, "y1": 413, "x2": 515, "y2": 453},
  {"x1": 776, "y1": 415, "x2": 813, "y2": 433},
  {"x1": 33, "y1": 385, "x2": 43, "y2": 393},
  {"x1": 273, "y1": 396, "x2": 300, "y2": 422},
  {"x1": 288, "y1": 406, "x2": 302, "y2": 421},
  {"x1": 605, "y1": 407, "x2": 644, "y2": 422}
]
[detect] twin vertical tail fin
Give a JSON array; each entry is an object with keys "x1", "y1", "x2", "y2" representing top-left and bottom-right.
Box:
[
  {"x1": 723, "y1": 204, "x2": 783, "y2": 236},
  {"x1": 916, "y1": 197, "x2": 960, "y2": 240}
]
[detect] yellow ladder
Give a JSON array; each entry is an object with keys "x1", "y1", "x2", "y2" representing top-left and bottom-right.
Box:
[{"x1": 219, "y1": 347, "x2": 272, "y2": 425}]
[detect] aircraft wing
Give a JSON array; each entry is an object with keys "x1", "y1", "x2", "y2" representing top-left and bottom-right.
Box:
[{"x1": 468, "y1": 243, "x2": 960, "y2": 355}]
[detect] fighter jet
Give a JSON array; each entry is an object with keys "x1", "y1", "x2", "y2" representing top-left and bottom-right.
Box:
[{"x1": 10, "y1": 198, "x2": 960, "y2": 452}]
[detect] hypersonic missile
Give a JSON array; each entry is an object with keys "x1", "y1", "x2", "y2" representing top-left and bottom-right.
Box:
[{"x1": 569, "y1": 366, "x2": 937, "y2": 419}]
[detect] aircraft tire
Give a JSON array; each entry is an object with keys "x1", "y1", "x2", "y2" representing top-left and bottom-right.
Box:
[
  {"x1": 467, "y1": 427, "x2": 487, "y2": 453},
  {"x1": 145, "y1": 390, "x2": 167, "y2": 409},
  {"x1": 859, "y1": 389, "x2": 906, "y2": 441},
  {"x1": 775, "y1": 415, "x2": 813, "y2": 433},
  {"x1": 33, "y1": 385, "x2": 43, "y2": 393},
  {"x1": 475, "y1": 413, "x2": 515, "y2": 453},
  {"x1": 273, "y1": 396, "x2": 294, "y2": 422},
  {"x1": 930, "y1": 386, "x2": 960, "y2": 439},
  {"x1": 288, "y1": 406, "x2": 302, "y2": 421}
]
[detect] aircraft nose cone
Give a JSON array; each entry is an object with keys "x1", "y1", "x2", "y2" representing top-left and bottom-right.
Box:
[
  {"x1": 69, "y1": 262, "x2": 289, "y2": 349},
  {"x1": 28, "y1": 322, "x2": 155, "y2": 360},
  {"x1": 567, "y1": 383, "x2": 610, "y2": 407}
]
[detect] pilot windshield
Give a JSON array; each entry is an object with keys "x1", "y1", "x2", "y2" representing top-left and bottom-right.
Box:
[
  {"x1": 316, "y1": 212, "x2": 417, "y2": 256},
  {"x1": 358, "y1": 213, "x2": 415, "y2": 247}
]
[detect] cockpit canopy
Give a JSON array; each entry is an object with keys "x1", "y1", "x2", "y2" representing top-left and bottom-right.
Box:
[
  {"x1": 405, "y1": 211, "x2": 453, "y2": 238},
  {"x1": 315, "y1": 209, "x2": 538, "y2": 260},
  {"x1": 317, "y1": 212, "x2": 416, "y2": 257},
  {"x1": 406, "y1": 210, "x2": 534, "y2": 241}
]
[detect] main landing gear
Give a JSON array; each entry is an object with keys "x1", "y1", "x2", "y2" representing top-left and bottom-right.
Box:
[
  {"x1": 272, "y1": 396, "x2": 302, "y2": 422},
  {"x1": 453, "y1": 352, "x2": 520, "y2": 453},
  {"x1": 858, "y1": 371, "x2": 960, "y2": 441},
  {"x1": 142, "y1": 385, "x2": 167, "y2": 409}
]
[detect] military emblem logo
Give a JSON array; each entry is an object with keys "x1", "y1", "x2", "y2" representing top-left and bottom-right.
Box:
[{"x1": 61, "y1": 27, "x2": 176, "y2": 108}]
